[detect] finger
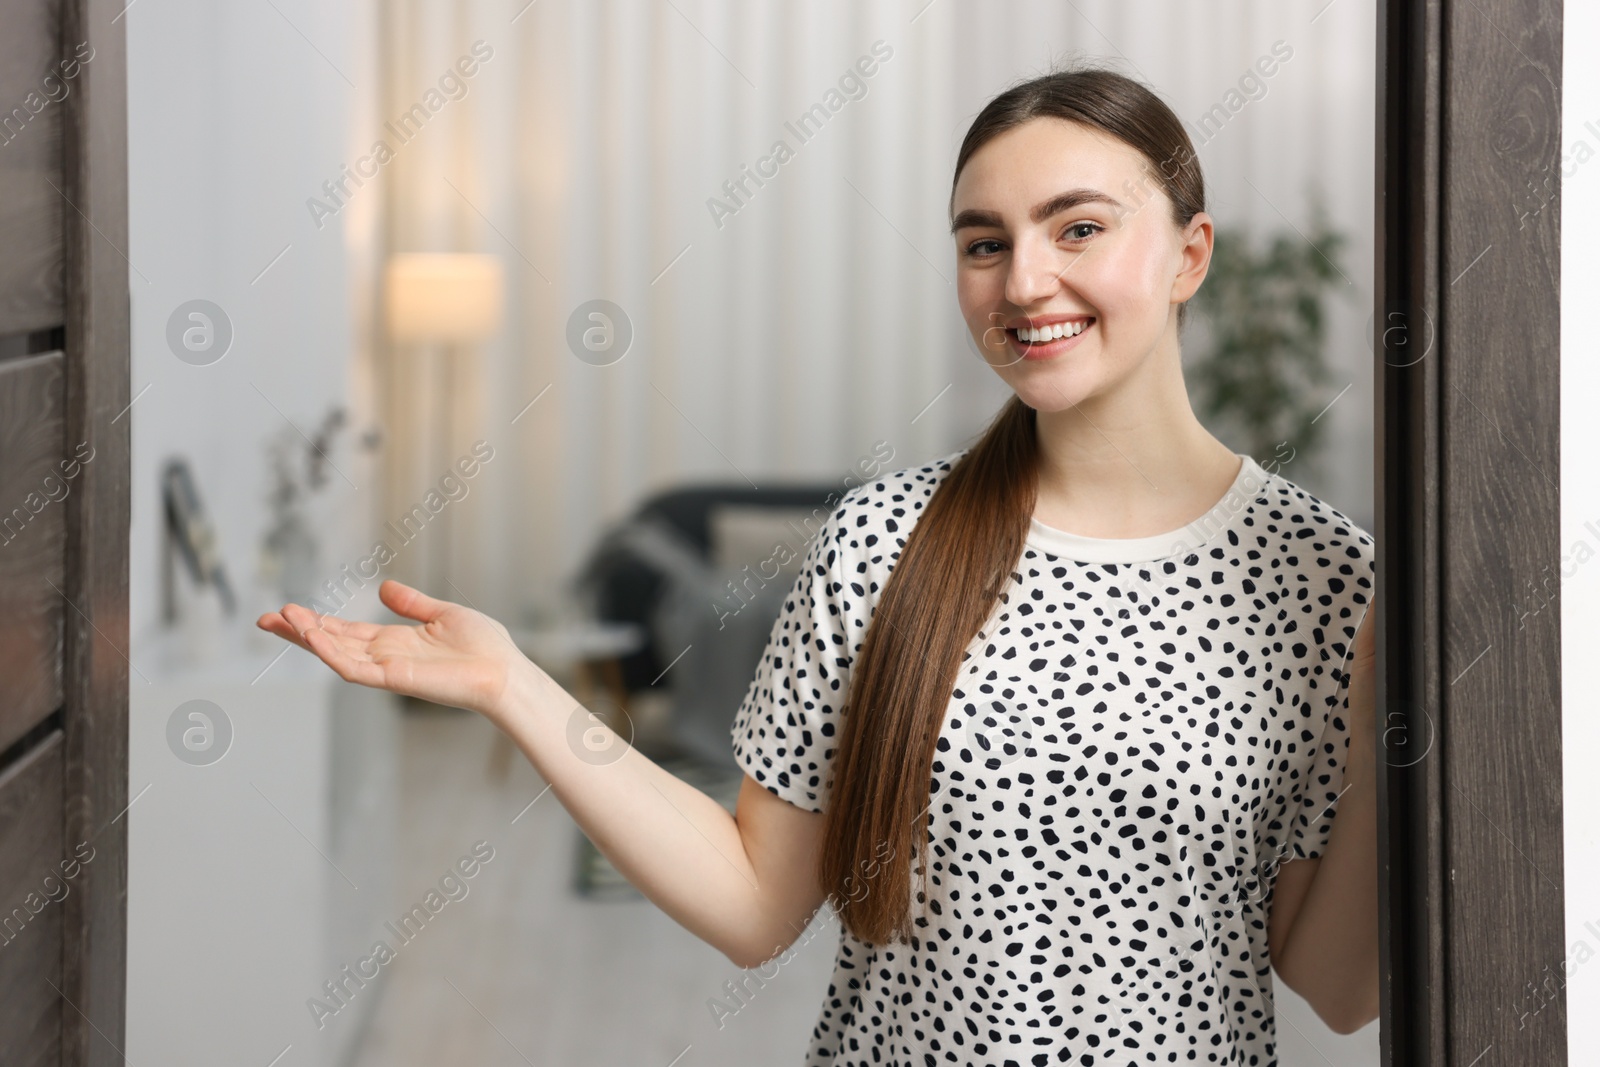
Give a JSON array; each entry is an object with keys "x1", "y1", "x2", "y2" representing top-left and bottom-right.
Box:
[
  {"x1": 312, "y1": 614, "x2": 384, "y2": 642},
  {"x1": 281, "y1": 601, "x2": 333, "y2": 638},
  {"x1": 302, "y1": 625, "x2": 389, "y2": 688},
  {"x1": 379, "y1": 579, "x2": 453, "y2": 624},
  {"x1": 257, "y1": 611, "x2": 311, "y2": 652},
  {"x1": 274, "y1": 604, "x2": 384, "y2": 647}
]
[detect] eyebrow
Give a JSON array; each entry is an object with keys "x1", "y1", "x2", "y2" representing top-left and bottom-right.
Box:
[{"x1": 949, "y1": 188, "x2": 1125, "y2": 234}]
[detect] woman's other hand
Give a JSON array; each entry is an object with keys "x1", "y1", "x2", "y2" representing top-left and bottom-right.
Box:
[{"x1": 256, "y1": 578, "x2": 527, "y2": 717}]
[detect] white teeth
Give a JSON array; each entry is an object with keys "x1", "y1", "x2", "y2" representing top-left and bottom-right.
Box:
[{"x1": 1017, "y1": 320, "x2": 1089, "y2": 343}]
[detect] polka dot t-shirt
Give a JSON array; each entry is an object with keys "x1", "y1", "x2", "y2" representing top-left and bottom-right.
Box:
[{"x1": 729, "y1": 447, "x2": 1376, "y2": 1066}]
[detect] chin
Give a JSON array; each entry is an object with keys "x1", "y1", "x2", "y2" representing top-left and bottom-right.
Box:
[{"x1": 1001, "y1": 364, "x2": 1104, "y2": 414}]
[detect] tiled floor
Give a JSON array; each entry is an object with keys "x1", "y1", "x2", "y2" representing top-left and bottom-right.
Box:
[{"x1": 346, "y1": 703, "x2": 837, "y2": 1067}]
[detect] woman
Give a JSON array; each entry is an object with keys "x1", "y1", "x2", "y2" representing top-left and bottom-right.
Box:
[{"x1": 260, "y1": 64, "x2": 1379, "y2": 1066}]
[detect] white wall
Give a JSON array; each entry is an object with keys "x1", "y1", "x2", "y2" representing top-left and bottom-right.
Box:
[
  {"x1": 1563, "y1": 0, "x2": 1600, "y2": 1051},
  {"x1": 124, "y1": 3, "x2": 394, "y2": 1066},
  {"x1": 127, "y1": 0, "x2": 381, "y2": 659}
]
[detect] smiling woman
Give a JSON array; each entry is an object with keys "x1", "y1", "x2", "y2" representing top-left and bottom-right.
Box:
[{"x1": 756, "y1": 63, "x2": 1380, "y2": 1062}]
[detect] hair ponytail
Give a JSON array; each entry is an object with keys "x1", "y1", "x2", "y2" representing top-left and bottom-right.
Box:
[
  {"x1": 817, "y1": 63, "x2": 1206, "y2": 947},
  {"x1": 818, "y1": 396, "x2": 1038, "y2": 944}
]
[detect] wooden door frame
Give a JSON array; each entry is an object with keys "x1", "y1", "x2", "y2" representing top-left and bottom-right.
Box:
[
  {"x1": 1376, "y1": 0, "x2": 1566, "y2": 1062},
  {"x1": 58, "y1": 0, "x2": 130, "y2": 1063}
]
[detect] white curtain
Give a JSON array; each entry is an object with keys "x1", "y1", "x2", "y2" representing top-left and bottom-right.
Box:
[{"x1": 373, "y1": 0, "x2": 1376, "y2": 626}]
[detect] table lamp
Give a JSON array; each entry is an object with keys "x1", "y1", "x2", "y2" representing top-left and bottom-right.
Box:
[{"x1": 384, "y1": 253, "x2": 505, "y2": 344}]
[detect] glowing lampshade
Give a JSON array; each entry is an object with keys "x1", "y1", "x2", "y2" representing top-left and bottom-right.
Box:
[{"x1": 383, "y1": 253, "x2": 505, "y2": 343}]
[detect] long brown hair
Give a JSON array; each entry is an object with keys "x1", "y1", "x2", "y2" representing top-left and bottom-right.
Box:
[{"x1": 817, "y1": 64, "x2": 1209, "y2": 946}]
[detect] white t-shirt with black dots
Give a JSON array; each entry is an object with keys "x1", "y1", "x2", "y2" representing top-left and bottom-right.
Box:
[{"x1": 729, "y1": 447, "x2": 1376, "y2": 1067}]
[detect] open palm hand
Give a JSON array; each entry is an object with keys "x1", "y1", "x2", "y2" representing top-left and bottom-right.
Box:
[{"x1": 256, "y1": 579, "x2": 524, "y2": 716}]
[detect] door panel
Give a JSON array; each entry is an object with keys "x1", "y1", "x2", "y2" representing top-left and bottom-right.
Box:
[
  {"x1": 1376, "y1": 0, "x2": 1566, "y2": 1062},
  {"x1": 0, "y1": 0, "x2": 128, "y2": 1064},
  {"x1": 0, "y1": 0, "x2": 66, "y2": 333},
  {"x1": 0, "y1": 729, "x2": 66, "y2": 1067},
  {"x1": 0, "y1": 351, "x2": 67, "y2": 752}
]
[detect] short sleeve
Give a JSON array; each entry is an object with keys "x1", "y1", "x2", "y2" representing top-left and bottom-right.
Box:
[
  {"x1": 1289, "y1": 595, "x2": 1373, "y2": 861},
  {"x1": 728, "y1": 505, "x2": 861, "y2": 814}
]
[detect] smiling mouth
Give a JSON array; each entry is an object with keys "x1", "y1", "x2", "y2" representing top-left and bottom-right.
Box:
[{"x1": 1007, "y1": 318, "x2": 1095, "y2": 357}]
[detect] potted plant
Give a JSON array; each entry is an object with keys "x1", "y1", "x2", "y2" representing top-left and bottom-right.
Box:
[{"x1": 1185, "y1": 194, "x2": 1352, "y2": 480}]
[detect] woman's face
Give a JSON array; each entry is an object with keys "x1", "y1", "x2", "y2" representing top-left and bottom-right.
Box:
[{"x1": 950, "y1": 117, "x2": 1211, "y2": 414}]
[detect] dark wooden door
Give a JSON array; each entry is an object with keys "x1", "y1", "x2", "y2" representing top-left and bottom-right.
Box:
[
  {"x1": 0, "y1": 0, "x2": 129, "y2": 1064},
  {"x1": 1376, "y1": 0, "x2": 1566, "y2": 1063}
]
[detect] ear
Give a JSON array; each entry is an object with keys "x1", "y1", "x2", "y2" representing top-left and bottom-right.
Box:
[{"x1": 1169, "y1": 210, "x2": 1214, "y2": 306}]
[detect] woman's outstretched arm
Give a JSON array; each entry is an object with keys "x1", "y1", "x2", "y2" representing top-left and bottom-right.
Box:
[{"x1": 259, "y1": 578, "x2": 829, "y2": 969}]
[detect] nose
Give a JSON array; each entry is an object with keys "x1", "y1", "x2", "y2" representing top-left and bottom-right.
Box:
[{"x1": 1003, "y1": 229, "x2": 1069, "y2": 310}]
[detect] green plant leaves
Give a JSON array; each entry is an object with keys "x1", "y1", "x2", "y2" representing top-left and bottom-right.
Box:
[{"x1": 1186, "y1": 197, "x2": 1352, "y2": 470}]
